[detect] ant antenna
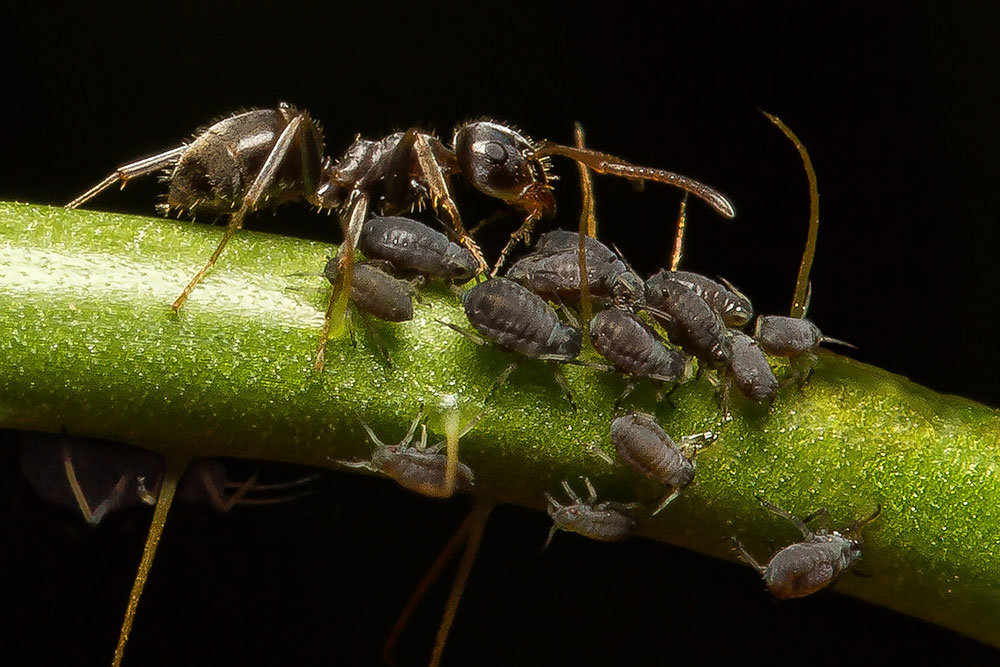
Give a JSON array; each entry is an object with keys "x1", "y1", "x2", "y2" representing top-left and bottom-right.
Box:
[
  {"x1": 760, "y1": 111, "x2": 820, "y2": 319},
  {"x1": 113, "y1": 456, "x2": 190, "y2": 667}
]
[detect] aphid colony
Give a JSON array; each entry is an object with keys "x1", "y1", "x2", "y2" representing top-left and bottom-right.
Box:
[{"x1": 51, "y1": 110, "x2": 880, "y2": 666}]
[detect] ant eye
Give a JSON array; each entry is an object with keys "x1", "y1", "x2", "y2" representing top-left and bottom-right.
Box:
[{"x1": 483, "y1": 141, "x2": 508, "y2": 165}]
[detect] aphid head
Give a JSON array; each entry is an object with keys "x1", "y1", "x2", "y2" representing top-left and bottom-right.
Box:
[
  {"x1": 549, "y1": 323, "x2": 583, "y2": 360},
  {"x1": 453, "y1": 121, "x2": 556, "y2": 220},
  {"x1": 442, "y1": 243, "x2": 481, "y2": 281},
  {"x1": 612, "y1": 271, "x2": 646, "y2": 310}
]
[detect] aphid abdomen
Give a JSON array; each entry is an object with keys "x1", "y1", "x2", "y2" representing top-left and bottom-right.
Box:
[
  {"x1": 590, "y1": 309, "x2": 685, "y2": 381},
  {"x1": 377, "y1": 448, "x2": 475, "y2": 497},
  {"x1": 358, "y1": 216, "x2": 478, "y2": 280},
  {"x1": 550, "y1": 505, "x2": 638, "y2": 542},
  {"x1": 755, "y1": 315, "x2": 823, "y2": 358},
  {"x1": 728, "y1": 332, "x2": 778, "y2": 403},
  {"x1": 610, "y1": 413, "x2": 693, "y2": 487},
  {"x1": 462, "y1": 278, "x2": 581, "y2": 359},
  {"x1": 669, "y1": 271, "x2": 754, "y2": 328},
  {"x1": 646, "y1": 271, "x2": 732, "y2": 368},
  {"x1": 324, "y1": 259, "x2": 414, "y2": 322},
  {"x1": 506, "y1": 250, "x2": 613, "y2": 304},
  {"x1": 764, "y1": 537, "x2": 856, "y2": 599}
]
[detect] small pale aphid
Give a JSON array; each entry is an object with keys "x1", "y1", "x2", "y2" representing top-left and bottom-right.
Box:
[
  {"x1": 726, "y1": 331, "x2": 779, "y2": 405},
  {"x1": 732, "y1": 498, "x2": 881, "y2": 599},
  {"x1": 332, "y1": 407, "x2": 478, "y2": 498},
  {"x1": 543, "y1": 477, "x2": 639, "y2": 548},
  {"x1": 357, "y1": 215, "x2": 480, "y2": 281},
  {"x1": 668, "y1": 270, "x2": 754, "y2": 328},
  {"x1": 610, "y1": 412, "x2": 715, "y2": 514},
  {"x1": 645, "y1": 270, "x2": 733, "y2": 369},
  {"x1": 506, "y1": 230, "x2": 645, "y2": 310},
  {"x1": 323, "y1": 258, "x2": 415, "y2": 322}
]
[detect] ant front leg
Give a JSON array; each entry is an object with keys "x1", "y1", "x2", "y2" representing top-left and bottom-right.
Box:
[
  {"x1": 492, "y1": 212, "x2": 542, "y2": 276},
  {"x1": 172, "y1": 110, "x2": 312, "y2": 312},
  {"x1": 407, "y1": 130, "x2": 488, "y2": 274}
]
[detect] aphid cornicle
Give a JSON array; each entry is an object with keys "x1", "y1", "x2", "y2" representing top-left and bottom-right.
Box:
[
  {"x1": 645, "y1": 270, "x2": 733, "y2": 369},
  {"x1": 67, "y1": 103, "x2": 326, "y2": 312},
  {"x1": 543, "y1": 477, "x2": 639, "y2": 549},
  {"x1": 667, "y1": 271, "x2": 754, "y2": 328},
  {"x1": 610, "y1": 412, "x2": 713, "y2": 514},
  {"x1": 726, "y1": 331, "x2": 779, "y2": 404},
  {"x1": 589, "y1": 308, "x2": 688, "y2": 401},
  {"x1": 505, "y1": 230, "x2": 645, "y2": 310},
  {"x1": 323, "y1": 258, "x2": 415, "y2": 322},
  {"x1": 331, "y1": 408, "x2": 476, "y2": 497},
  {"x1": 732, "y1": 499, "x2": 881, "y2": 600},
  {"x1": 357, "y1": 215, "x2": 479, "y2": 282}
]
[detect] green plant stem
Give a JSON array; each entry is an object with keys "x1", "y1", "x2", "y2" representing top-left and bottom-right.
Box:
[{"x1": 2, "y1": 202, "x2": 999, "y2": 647}]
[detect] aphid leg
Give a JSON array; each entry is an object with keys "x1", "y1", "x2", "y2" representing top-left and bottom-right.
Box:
[
  {"x1": 669, "y1": 193, "x2": 689, "y2": 271},
  {"x1": 533, "y1": 141, "x2": 737, "y2": 219},
  {"x1": 172, "y1": 113, "x2": 310, "y2": 312},
  {"x1": 383, "y1": 511, "x2": 476, "y2": 666},
  {"x1": 317, "y1": 192, "x2": 370, "y2": 371},
  {"x1": 61, "y1": 443, "x2": 128, "y2": 525},
  {"x1": 574, "y1": 121, "x2": 596, "y2": 339},
  {"x1": 800, "y1": 506, "x2": 830, "y2": 531},
  {"x1": 66, "y1": 146, "x2": 186, "y2": 209},
  {"x1": 410, "y1": 130, "x2": 487, "y2": 274},
  {"x1": 730, "y1": 537, "x2": 767, "y2": 574},
  {"x1": 761, "y1": 111, "x2": 819, "y2": 318},
  {"x1": 429, "y1": 499, "x2": 494, "y2": 667},
  {"x1": 136, "y1": 476, "x2": 156, "y2": 505},
  {"x1": 201, "y1": 468, "x2": 260, "y2": 512},
  {"x1": 112, "y1": 457, "x2": 188, "y2": 667},
  {"x1": 614, "y1": 380, "x2": 638, "y2": 411},
  {"x1": 483, "y1": 362, "x2": 519, "y2": 404},
  {"x1": 678, "y1": 431, "x2": 718, "y2": 459},
  {"x1": 651, "y1": 488, "x2": 682, "y2": 516},
  {"x1": 354, "y1": 311, "x2": 393, "y2": 368},
  {"x1": 582, "y1": 476, "x2": 599, "y2": 504},
  {"x1": 561, "y1": 479, "x2": 582, "y2": 504},
  {"x1": 437, "y1": 319, "x2": 489, "y2": 348},
  {"x1": 548, "y1": 363, "x2": 578, "y2": 411},
  {"x1": 757, "y1": 497, "x2": 815, "y2": 539}
]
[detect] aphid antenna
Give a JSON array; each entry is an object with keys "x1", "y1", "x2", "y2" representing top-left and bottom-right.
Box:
[{"x1": 820, "y1": 334, "x2": 858, "y2": 350}]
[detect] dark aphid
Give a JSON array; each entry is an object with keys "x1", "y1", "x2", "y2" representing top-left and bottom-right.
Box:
[
  {"x1": 732, "y1": 498, "x2": 881, "y2": 600},
  {"x1": 323, "y1": 258, "x2": 415, "y2": 322},
  {"x1": 358, "y1": 215, "x2": 479, "y2": 282},
  {"x1": 19, "y1": 435, "x2": 318, "y2": 524},
  {"x1": 68, "y1": 103, "x2": 326, "y2": 312},
  {"x1": 610, "y1": 412, "x2": 714, "y2": 514},
  {"x1": 441, "y1": 278, "x2": 583, "y2": 407},
  {"x1": 455, "y1": 278, "x2": 581, "y2": 360},
  {"x1": 668, "y1": 271, "x2": 754, "y2": 328},
  {"x1": 645, "y1": 270, "x2": 732, "y2": 369},
  {"x1": 332, "y1": 408, "x2": 476, "y2": 498},
  {"x1": 590, "y1": 309, "x2": 688, "y2": 405},
  {"x1": 726, "y1": 331, "x2": 778, "y2": 405},
  {"x1": 506, "y1": 230, "x2": 645, "y2": 310},
  {"x1": 754, "y1": 315, "x2": 853, "y2": 382},
  {"x1": 543, "y1": 477, "x2": 639, "y2": 549}
]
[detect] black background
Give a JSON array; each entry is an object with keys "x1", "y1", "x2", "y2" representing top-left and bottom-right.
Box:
[{"x1": 2, "y1": 2, "x2": 999, "y2": 665}]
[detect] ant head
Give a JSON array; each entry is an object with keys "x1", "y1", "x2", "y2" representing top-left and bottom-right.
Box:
[{"x1": 453, "y1": 121, "x2": 556, "y2": 220}]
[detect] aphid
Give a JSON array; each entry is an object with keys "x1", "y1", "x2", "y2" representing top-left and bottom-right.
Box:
[
  {"x1": 323, "y1": 258, "x2": 415, "y2": 322},
  {"x1": 609, "y1": 412, "x2": 714, "y2": 514},
  {"x1": 332, "y1": 407, "x2": 477, "y2": 498},
  {"x1": 67, "y1": 103, "x2": 326, "y2": 312},
  {"x1": 357, "y1": 215, "x2": 479, "y2": 282},
  {"x1": 645, "y1": 270, "x2": 733, "y2": 369},
  {"x1": 18, "y1": 435, "x2": 318, "y2": 523},
  {"x1": 732, "y1": 498, "x2": 881, "y2": 599},
  {"x1": 543, "y1": 477, "x2": 639, "y2": 548},
  {"x1": 754, "y1": 314, "x2": 853, "y2": 382},
  {"x1": 725, "y1": 330, "x2": 779, "y2": 405},
  {"x1": 589, "y1": 308, "x2": 688, "y2": 405},
  {"x1": 440, "y1": 277, "x2": 583, "y2": 407},
  {"x1": 667, "y1": 270, "x2": 754, "y2": 328},
  {"x1": 506, "y1": 230, "x2": 645, "y2": 310}
]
